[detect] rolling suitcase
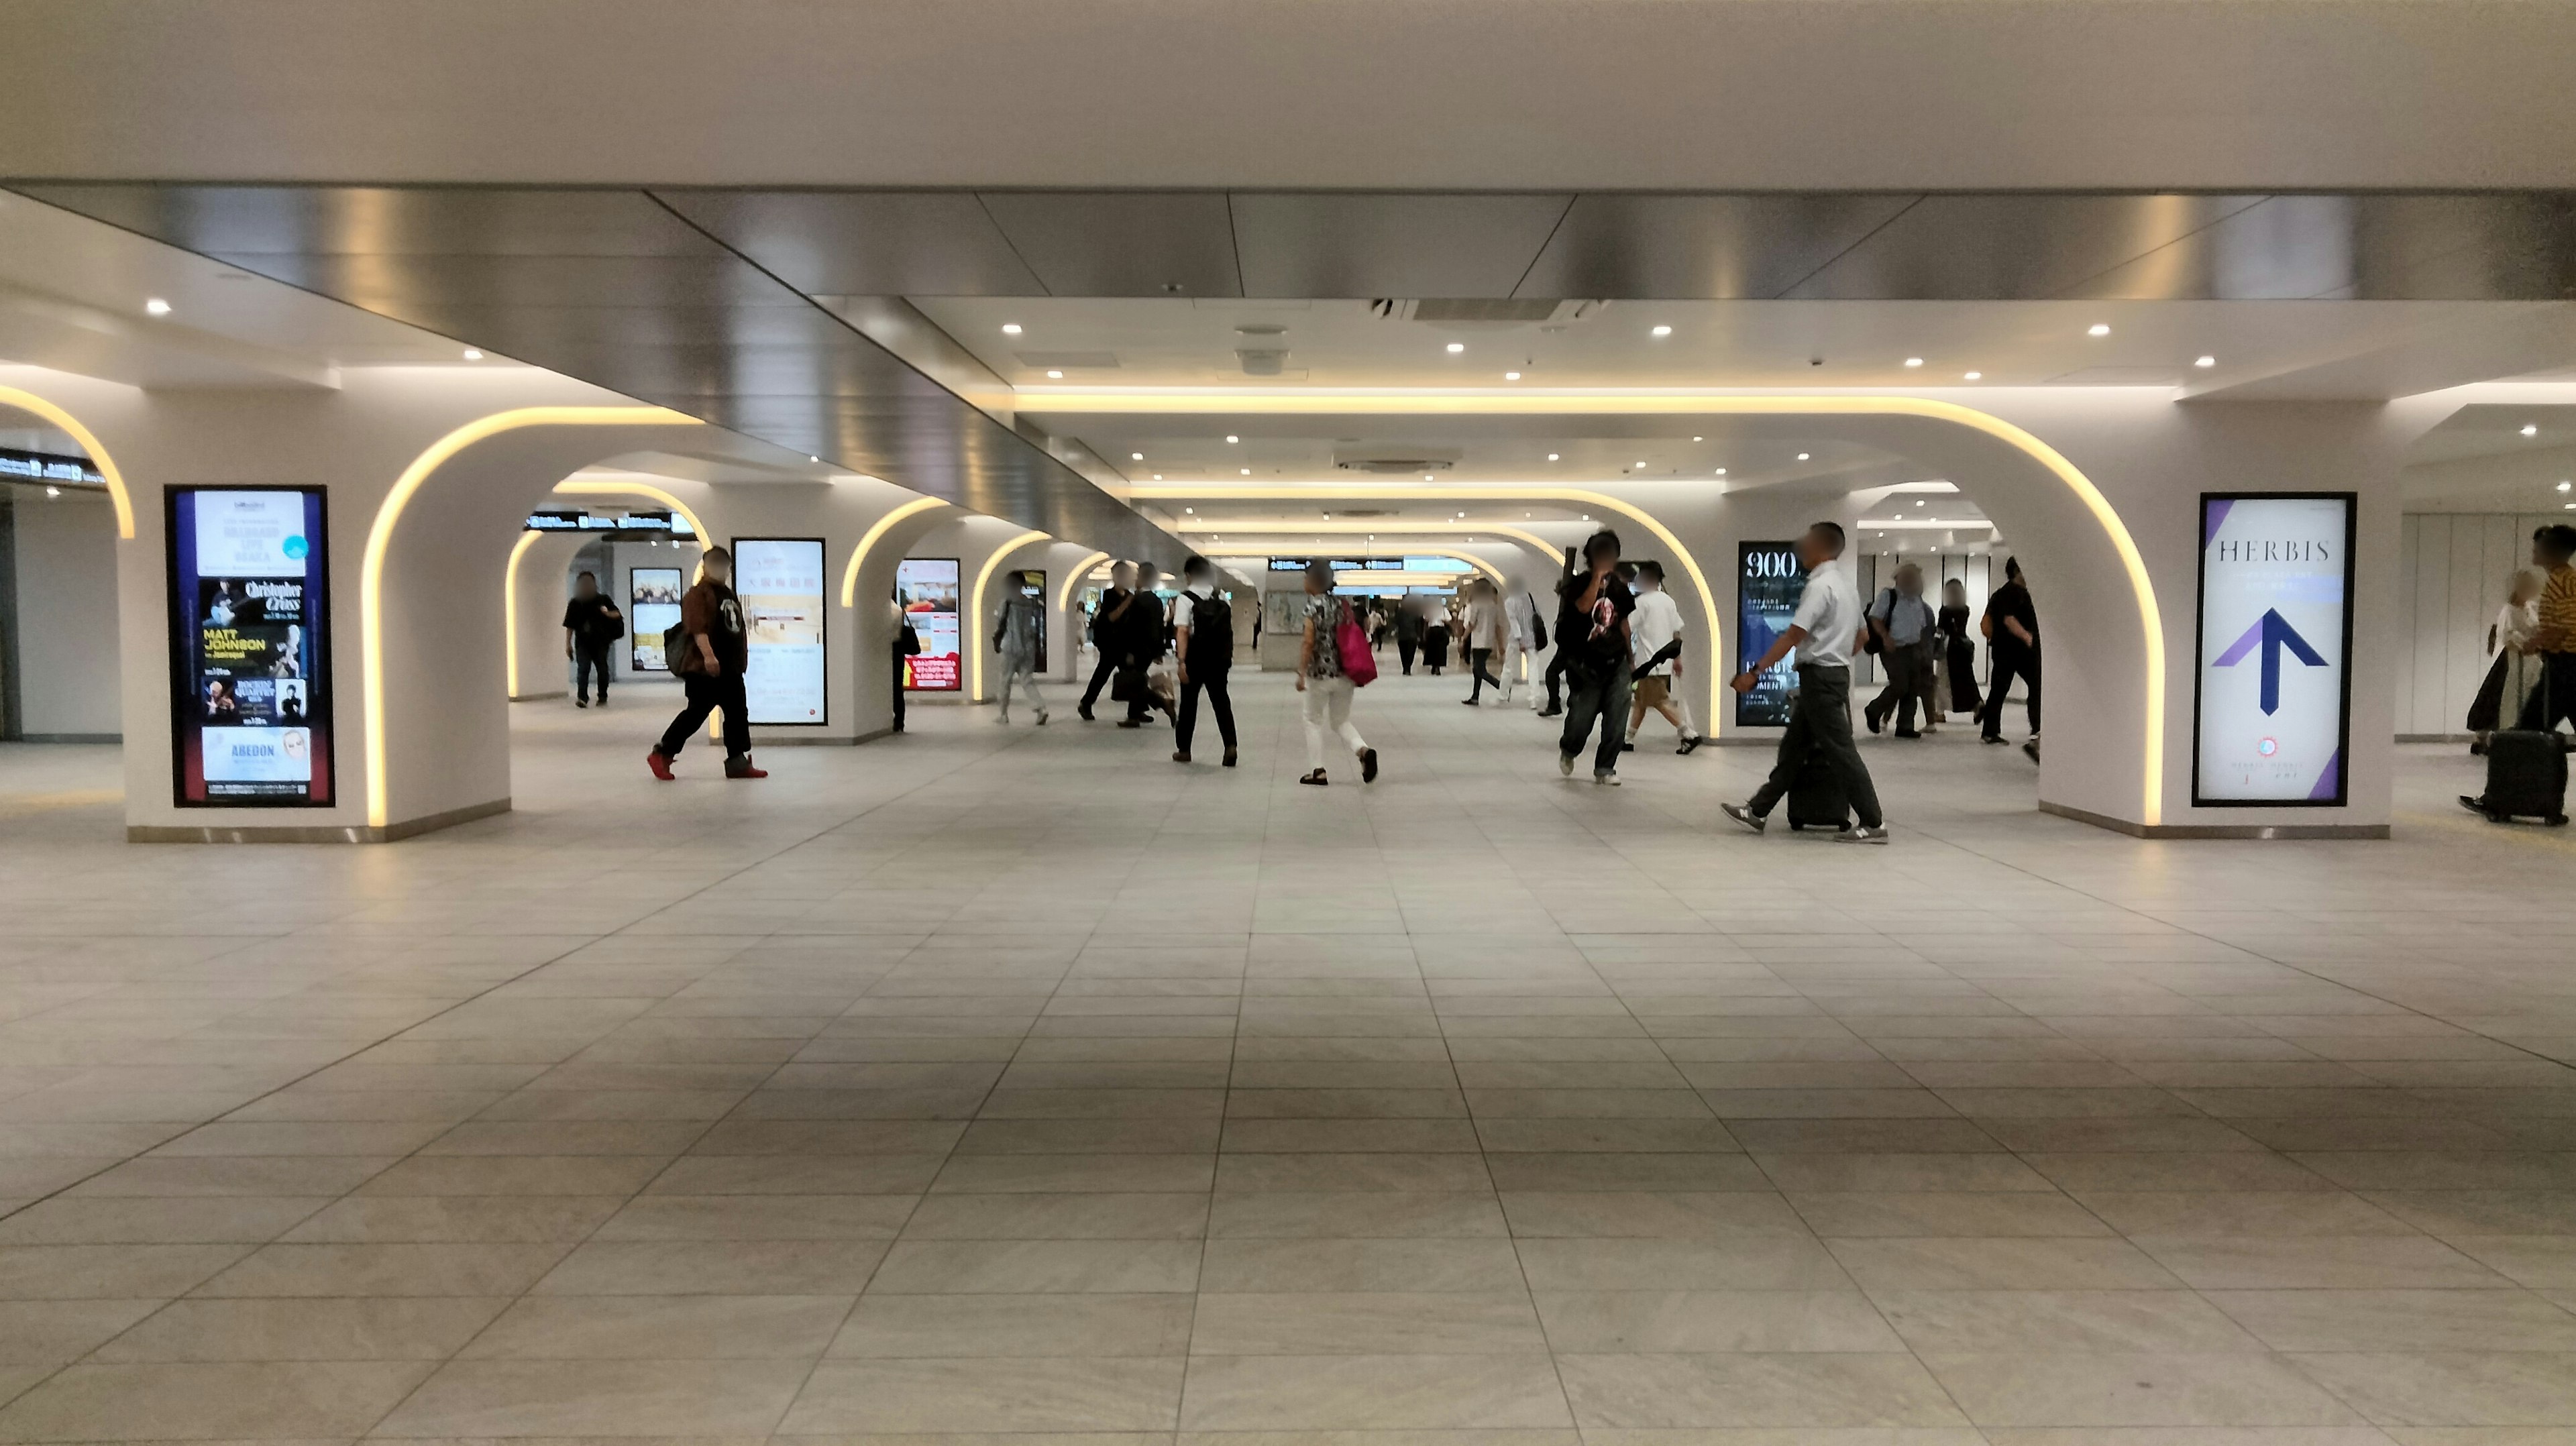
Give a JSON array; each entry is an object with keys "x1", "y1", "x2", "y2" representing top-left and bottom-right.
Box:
[
  {"x1": 2468, "y1": 728, "x2": 2569, "y2": 825},
  {"x1": 1784, "y1": 750, "x2": 1851, "y2": 832}
]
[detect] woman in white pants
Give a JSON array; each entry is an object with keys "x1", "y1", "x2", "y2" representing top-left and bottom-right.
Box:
[{"x1": 1296, "y1": 559, "x2": 1379, "y2": 786}]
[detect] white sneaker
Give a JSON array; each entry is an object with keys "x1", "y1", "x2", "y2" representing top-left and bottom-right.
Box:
[
  {"x1": 1831, "y1": 825, "x2": 1890, "y2": 844},
  {"x1": 1557, "y1": 753, "x2": 1576, "y2": 777},
  {"x1": 1594, "y1": 771, "x2": 1621, "y2": 786}
]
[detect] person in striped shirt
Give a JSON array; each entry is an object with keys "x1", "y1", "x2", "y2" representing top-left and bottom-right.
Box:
[{"x1": 2516, "y1": 523, "x2": 2576, "y2": 734}]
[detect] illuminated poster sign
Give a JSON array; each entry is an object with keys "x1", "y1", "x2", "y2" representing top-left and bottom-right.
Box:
[
  {"x1": 1014, "y1": 569, "x2": 1049, "y2": 673},
  {"x1": 898, "y1": 557, "x2": 961, "y2": 691},
  {"x1": 166, "y1": 488, "x2": 333, "y2": 806},
  {"x1": 1735, "y1": 541, "x2": 1807, "y2": 728},
  {"x1": 734, "y1": 537, "x2": 826, "y2": 724},
  {"x1": 2194, "y1": 493, "x2": 2356, "y2": 805},
  {"x1": 629, "y1": 567, "x2": 684, "y2": 672}
]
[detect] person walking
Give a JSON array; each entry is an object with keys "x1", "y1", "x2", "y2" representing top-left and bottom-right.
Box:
[
  {"x1": 1172, "y1": 556, "x2": 1238, "y2": 767},
  {"x1": 1424, "y1": 599, "x2": 1452, "y2": 676},
  {"x1": 646, "y1": 545, "x2": 765, "y2": 781},
  {"x1": 2469, "y1": 566, "x2": 2545, "y2": 752},
  {"x1": 1462, "y1": 579, "x2": 1506, "y2": 704},
  {"x1": 2515, "y1": 523, "x2": 2576, "y2": 734},
  {"x1": 891, "y1": 587, "x2": 918, "y2": 733},
  {"x1": 1721, "y1": 522, "x2": 1886, "y2": 843},
  {"x1": 1501, "y1": 578, "x2": 1540, "y2": 706},
  {"x1": 1863, "y1": 561, "x2": 1937, "y2": 738},
  {"x1": 1623, "y1": 559, "x2": 1703, "y2": 754},
  {"x1": 990, "y1": 570, "x2": 1049, "y2": 726},
  {"x1": 1394, "y1": 598, "x2": 1424, "y2": 675},
  {"x1": 1538, "y1": 547, "x2": 1576, "y2": 716},
  {"x1": 561, "y1": 569, "x2": 623, "y2": 708},
  {"x1": 1077, "y1": 562, "x2": 1140, "y2": 722},
  {"x1": 1978, "y1": 556, "x2": 2041, "y2": 762},
  {"x1": 1554, "y1": 530, "x2": 1637, "y2": 785},
  {"x1": 1116, "y1": 565, "x2": 1166, "y2": 727},
  {"x1": 1295, "y1": 559, "x2": 1379, "y2": 786},
  {"x1": 1936, "y1": 577, "x2": 1981, "y2": 722}
]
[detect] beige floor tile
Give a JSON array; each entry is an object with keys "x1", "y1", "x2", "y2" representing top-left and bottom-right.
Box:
[
  {"x1": 0, "y1": 1359, "x2": 436, "y2": 1440},
  {"x1": 0, "y1": 1194, "x2": 323, "y2": 1245},
  {"x1": 1826, "y1": 1237, "x2": 2185, "y2": 1290},
  {"x1": 1515, "y1": 1237, "x2": 1854, "y2": 1292},
  {"x1": 1499, "y1": 1189, "x2": 1811, "y2": 1238},
  {"x1": 1189, "y1": 1290, "x2": 1545, "y2": 1355},
  {"x1": 0, "y1": 1297, "x2": 162, "y2": 1366},
  {"x1": 869, "y1": 1239, "x2": 1203, "y2": 1293},
  {"x1": 1920, "y1": 1351, "x2": 2366, "y2": 1427},
  {"x1": 590, "y1": 1192, "x2": 917, "y2": 1240},
  {"x1": 532, "y1": 1238, "x2": 890, "y2": 1293},
  {"x1": 2207, "y1": 1288, "x2": 2576, "y2": 1351},
  {"x1": 1179, "y1": 1353, "x2": 1571, "y2": 1430},
  {"x1": 1198, "y1": 1237, "x2": 1525, "y2": 1292},
  {"x1": 1533, "y1": 1289, "x2": 1904, "y2": 1352},
  {"x1": 2131, "y1": 1236, "x2": 2511, "y2": 1290},
  {"x1": 2288, "y1": 1350, "x2": 2576, "y2": 1426},
  {"x1": 1554, "y1": 1351, "x2": 1966, "y2": 1428},
  {"x1": 783, "y1": 1356, "x2": 1187, "y2": 1433},
  {"x1": 195, "y1": 1242, "x2": 571, "y2": 1296},
  {"x1": 1790, "y1": 1190, "x2": 2113, "y2": 1237},
  {"x1": 1205, "y1": 1190, "x2": 1503, "y2": 1238},
  {"x1": 0, "y1": 1243, "x2": 248, "y2": 1298},
  {"x1": 96, "y1": 1296, "x2": 508, "y2": 1360},
  {"x1": 280, "y1": 1196, "x2": 625, "y2": 1243},
  {"x1": 831, "y1": 1292, "x2": 1194, "y2": 1357},
  {"x1": 462, "y1": 1292, "x2": 852, "y2": 1357},
  {"x1": 1872, "y1": 1288, "x2": 2264, "y2": 1353},
  {"x1": 375, "y1": 1357, "x2": 813, "y2": 1436}
]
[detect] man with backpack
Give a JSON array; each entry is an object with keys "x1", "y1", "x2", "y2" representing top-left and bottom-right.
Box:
[
  {"x1": 1171, "y1": 556, "x2": 1237, "y2": 767},
  {"x1": 1555, "y1": 530, "x2": 1637, "y2": 785},
  {"x1": 561, "y1": 569, "x2": 624, "y2": 708},
  {"x1": 1863, "y1": 561, "x2": 1938, "y2": 739},
  {"x1": 646, "y1": 546, "x2": 765, "y2": 781},
  {"x1": 1077, "y1": 561, "x2": 1139, "y2": 722}
]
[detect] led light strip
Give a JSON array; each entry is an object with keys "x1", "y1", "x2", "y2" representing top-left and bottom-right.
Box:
[
  {"x1": 1056, "y1": 552, "x2": 1112, "y2": 613},
  {"x1": 839, "y1": 496, "x2": 952, "y2": 607},
  {"x1": 0, "y1": 384, "x2": 133, "y2": 538},
  {"x1": 969, "y1": 530, "x2": 1051, "y2": 700},
  {"x1": 366, "y1": 406, "x2": 699, "y2": 829},
  {"x1": 502, "y1": 530, "x2": 545, "y2": 698}
]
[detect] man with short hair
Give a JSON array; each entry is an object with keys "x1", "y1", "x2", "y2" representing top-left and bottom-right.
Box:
[
  {"x1": 991, "y1": 569, "x2": 1049, "y2": 726},
  {"x1": 647, "y1": 547, "x2": 764, "y2": 780},
  {"x1": 561, "y1": 569, "x2": 623, "y2": 708},
  {"x1": 1077, "y1": 561, "x2": 1139, "y2": 722},
  {"x1": 2517, "y1": 522, "x2": 2576, "y2": 734},
  {"x1": 1723, "y1": 522, "x2": 1887, "y2": 844},
  {"x1": 1623, "y1": 559, "x2": 1703, "y2": 754},
  {"x1": 1171, "y1": 556, "x2": 1238, "y2": 767},
  {"x1": 1864, "y1": 562, "x2": 1937, "y2": 739}
]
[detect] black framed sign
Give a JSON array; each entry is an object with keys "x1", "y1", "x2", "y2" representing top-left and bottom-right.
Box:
[
  {"x1": 733, "y1": 537, "x2": 828, "y2": 725},
  {"x1": 2192, "y1": 492, "x2": 2357, "y2": 806},
  {"x1": 166, "y1": 486, "x2": 334, "y2": 807}
]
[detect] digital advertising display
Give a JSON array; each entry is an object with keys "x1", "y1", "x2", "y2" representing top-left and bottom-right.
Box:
[
  {"x1": 629, "y1": 567, "x2": 684, "y2": 672},
  {"x1": 734, "y1": 538, "x2": 827, "y2": 724},
  {"x1": 1735, "y1": 541, "x2": 1807, "y2": 728},
  {"x1": 166, "y1": 487, "x2": 333, "y2": 807},
  {"x1": 1014, "y1": 569, "x2": 1049, "y2": 673},
  {"x1": 898, "y1": 557, "x2": 961, "y2": 691},
  {"x1": 2194, "y1": 494, "x2": 2357, "y2": 805}
]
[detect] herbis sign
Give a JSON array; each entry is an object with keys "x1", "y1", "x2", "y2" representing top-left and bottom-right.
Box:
[{"x1": 2193, "y1": 494, "x2": 2356, "y2": 805}]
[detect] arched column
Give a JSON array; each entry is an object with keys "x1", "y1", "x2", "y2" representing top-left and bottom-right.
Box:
[{"x1": 505, "y1": 530, "x2": 591, "y2": 700}]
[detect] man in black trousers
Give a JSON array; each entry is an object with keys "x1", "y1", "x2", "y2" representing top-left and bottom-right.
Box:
[
  {"x1": 1171, "y1": 556, "x2": 1238, "y2": 767},
  {"x1": 1077, "y1": 561, "x2": 1140, "y2": 722}
]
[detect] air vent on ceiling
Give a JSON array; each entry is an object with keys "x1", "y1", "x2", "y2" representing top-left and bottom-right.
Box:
[
  {"x1": 1329, "y1": 508, "x2": 1394, "y2": 518},
  {"x1": 1013, "y1": 351, "x2": 1120, "y2": 370},
  {"x1": 1334, "y1": 446, "x2": 1462, "y2": 474},
  {"x1": 1373, "y1": 298, "x2": 1593, "y2": 325},
  {"x1": 1237, "y1": 348, "x2": 1289, "y2": 376}
]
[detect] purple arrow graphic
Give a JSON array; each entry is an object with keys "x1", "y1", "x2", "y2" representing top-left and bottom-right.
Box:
[{"x1": 2214, "y1": 608, "x2": 2328, "y2": 714}]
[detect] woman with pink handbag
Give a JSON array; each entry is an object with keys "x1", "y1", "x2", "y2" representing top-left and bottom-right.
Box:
[{"x1": 1295, "y1": 559, "x2": 1381, "y2": 786}]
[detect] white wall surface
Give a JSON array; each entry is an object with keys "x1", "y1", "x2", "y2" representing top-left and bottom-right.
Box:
[
  {"x1": 11, "y1": 490, "x2": 120, "y2": 738},
  {"x1": 2392, "y1": 513, "x2": 2563, "y2": 738}
]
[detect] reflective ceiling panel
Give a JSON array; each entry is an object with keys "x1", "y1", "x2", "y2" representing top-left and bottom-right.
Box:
[
  {"x1": 1782, "y1": 193, "x2": 2269, "y2": 300},
  {"x1": 973, "y1": 192, "x2": 1242, "y2": 297},
  {"x1": 1513, "y1": 194, "x2": 1919, "y2": 300},
  {"x1": 1228, "y1": 192, "x2": 1573, "y2": 298},
  {"x1": 655, "y1": 190, "x2": 1045, "y2": 295}
]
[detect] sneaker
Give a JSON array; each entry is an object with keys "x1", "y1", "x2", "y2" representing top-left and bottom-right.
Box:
[
  {"x1": 2022, "y1": 739, "x2": 2041, "y2": 763},
  {"x1": 1558, "y1": 753, "x2": 1576, "y2": 778},
  {"x1": 1893, "y1": 729, "x2": 1921, "y2": 739},
  {"x1": 1593, "y1": 771, "x2": 1621, "y2": 786},
  {"x1": 1677, "y1": 734, "x2": 1704, "y2": 756},
  {"x1": 1077, "y1": 704, "x2": 1094, "y2": 722},
  {"x1": 1538, "y1": 707, "x2": 1561, "y2": 718},
  {"x1": 1460, "y1": 698, "x2": 1480, "y2": 706},
  {"x1": 1222, "y1": 748, "x2": 1238, "y2": 768},
  {"x1": 576, "y1": 698, "x2": 589, "y2": 708},
  {"x1": 1864, "y1": 704, "x2": 1884, "y2": 734},
  {"x1": 1621, "y1": 741, "x2": 1636, "y2": 752},
  {"x1": 1360, "y1": 748, "x2": 1380, "y2": 783},
  {"x1": 1117, "y1": 720, "x2": 1142, "y2": 729},
  {"x1": 1832, "y1": 825, "x2": 1891, "y2": 844},
  {"x1": 1721, "y1": 802, "x2": 1766, "y2": 834},
  {"x1": 1980, "y1": 734, "x2": 2008, "y2": 746},
  {"x1": 645, "y1": 750, "x2": 676, "y2": 781},
  {"x1": 2460, "y1": 793, "x2": 2490, "y2": 816},
  {"x1": 725, "y1": 759, "x2": 768, "y2": 780},
  {"x1": 1173, "y1": 751, "x2": 1190, "y2": 763}
]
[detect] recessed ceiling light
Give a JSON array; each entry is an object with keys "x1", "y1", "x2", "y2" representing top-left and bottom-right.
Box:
[
  {"x1": 2524, "y1": 423, "x2": 2540, "y2": 437},
  {"x1": 1692, "y1": 436, "x2": 1703, "y2": 442},
  {"x1": 1964, "y1": 371, "x2": 1982, "y2": 380},
  {"x1": 2087, "y1": 323, "x2": 2111, "y2": 337},
  {"x1": 2194, "y1": 355, "x2": 2217, "y2": 368},
  {"x1": 1184, "y1": 507, "x2": 1194, "y2": 513},
  {"x1": 1045, "y1": 369, "x2": 1063, "y2": 379},
  {"x1": 1904, "y1": 357, "x2": 1924, "y2": 368},
  {"x1": 44, "y1": 485, "x2": 59, "y2": 498},
  {"x1": 2558, "y1": 481, "x2": 2571, "y2": 492},
  {"x1": 1634, "y1": 460, "x2": 1647, "y2": 468},
  {"x1": 144, "y1": 298, "x2": 171, "y2": 316},
  {"x1": 1915, "y1": 500, "x2": 1925, "y2": 507},
  {"x1": 1504, "y1": 371, "x2": 1521, "y2": 380},
  {"x1": 1445, "y1": 342, "x2": 1465, "y2": 353},
  {"x1": 1650, "y1": 325, "x2": 1672, "y2": 337},
  {"x1": 1002, "y1": 323, "x2": 1022, "y2": 335},
  {"x1": 1715, "y1": 468, "x2": 1727, "y2": 476},
  {"x1": 1240, "y1": 467, "x2": 1250, "y2": 476},
  {"x1": 1546, "y1": 453, "x2": 1560, "y2": 461},
  {"x1": 461, "y1": 348, "x2": 483, "y2": 361},
  {"x1": 808, "y1": 455, "x2": 820, "y2": 463},
  {"x1": 1796, "y1": 452, "x2": 1811, "y2": 461},
  {"x1": 1152, "y1": 474, "x2": 1163, "y2": 480},
  {"x1": 1226, "y1": 435, "x2": 1240, "y2": 444}
]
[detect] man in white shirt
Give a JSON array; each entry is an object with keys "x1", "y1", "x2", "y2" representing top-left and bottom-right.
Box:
[
  {"x1": 1721, "y1": 521, "x2": 1888, "y2": 844},
  {"x1": 1623, "y1": 560, "x2": 1703, "y2": 754},
  {"x1": 1460, "y1": 580, "x2": 1506, "y2": 704},
  {"x1": 1501, "y1": 581, "x2": 1538, "y2": 706}
]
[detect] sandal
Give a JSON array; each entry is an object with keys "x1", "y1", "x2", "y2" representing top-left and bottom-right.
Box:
[{"x1": 1299, "y1": 770, "x2": 1329, "y2": 786}]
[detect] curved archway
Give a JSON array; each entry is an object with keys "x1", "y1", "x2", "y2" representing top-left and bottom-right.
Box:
[
  {"x1": 0, "y1": 382, "x2": 134, "y2": 538},
  {"x1": 840, "y1": 496, "x2": 951, "y2": 608},
  {"x1": 551, "y1": 476, "x2": 710, "y2": 547},
  {"x1": 1055, "y1": 551, "x2": 1112, "y2": 614},
  {"x1": 969, "y1": 530, "x2": 1051, "y2": 698},
  {"x1": 364, "y1": 406, "x2": 700, "y2": 828}
]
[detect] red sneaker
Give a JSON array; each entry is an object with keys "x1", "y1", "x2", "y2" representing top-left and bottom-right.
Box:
[
  {"x1": 645, "y1": 750, "x2": 675, "y2": 781},
  {"x1": 725, "y1": 760, "x2": 768, "y2": 779}
]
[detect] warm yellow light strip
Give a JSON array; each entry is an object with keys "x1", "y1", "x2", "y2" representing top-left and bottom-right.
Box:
[
  {"x1": 969, "y1": 530, "x2": 1051, "y2": 700},
  {"x1": 1085, "y1": 392, "x2": 2161, "y2": 825},
  {"x1": 364, "y1": 406, "x2": 699, "y2": 828},
  {"x1": 502, "y1": 529, "x2": 544, "y2": 698},
  {"x1": 549, "y1": 478, "x2": 710, "y2": 559},
  {"x1": 1056, "y1": 551, "x2": 1112, "y2": 614},
  {"x1": 839, "y1": 496, "x2": 951, "y2": 608},
  {"x1": 1143, "y1": 486, "x2": 1721, "y2": 737},
  {"x1": 0, "y1": 384, "x2": 133, "y2": 538}
]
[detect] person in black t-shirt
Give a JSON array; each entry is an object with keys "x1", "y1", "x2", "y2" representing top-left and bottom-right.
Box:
[
  {"x1": 561, "y1": 571, "x2": 624, "y2": 708},
  {"x1": 1077, "y1": 562, "x2": 1140, "y2": 722},
  {"x1": 1554, "y1": 529, "x2": 1638, "y2": 785},
  {"x1": 1978, "y1": 556, "x2": 2040, "y2": 760}
]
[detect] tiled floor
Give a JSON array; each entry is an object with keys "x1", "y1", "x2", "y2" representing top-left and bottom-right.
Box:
[{"x1": 1, "y1": 671, "x2": 2573, "y2": 1445}]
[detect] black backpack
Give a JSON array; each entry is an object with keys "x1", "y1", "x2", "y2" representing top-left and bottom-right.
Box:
[{"x1": 1186, "y1": 592, "x2": 1233, "y2": 667}]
